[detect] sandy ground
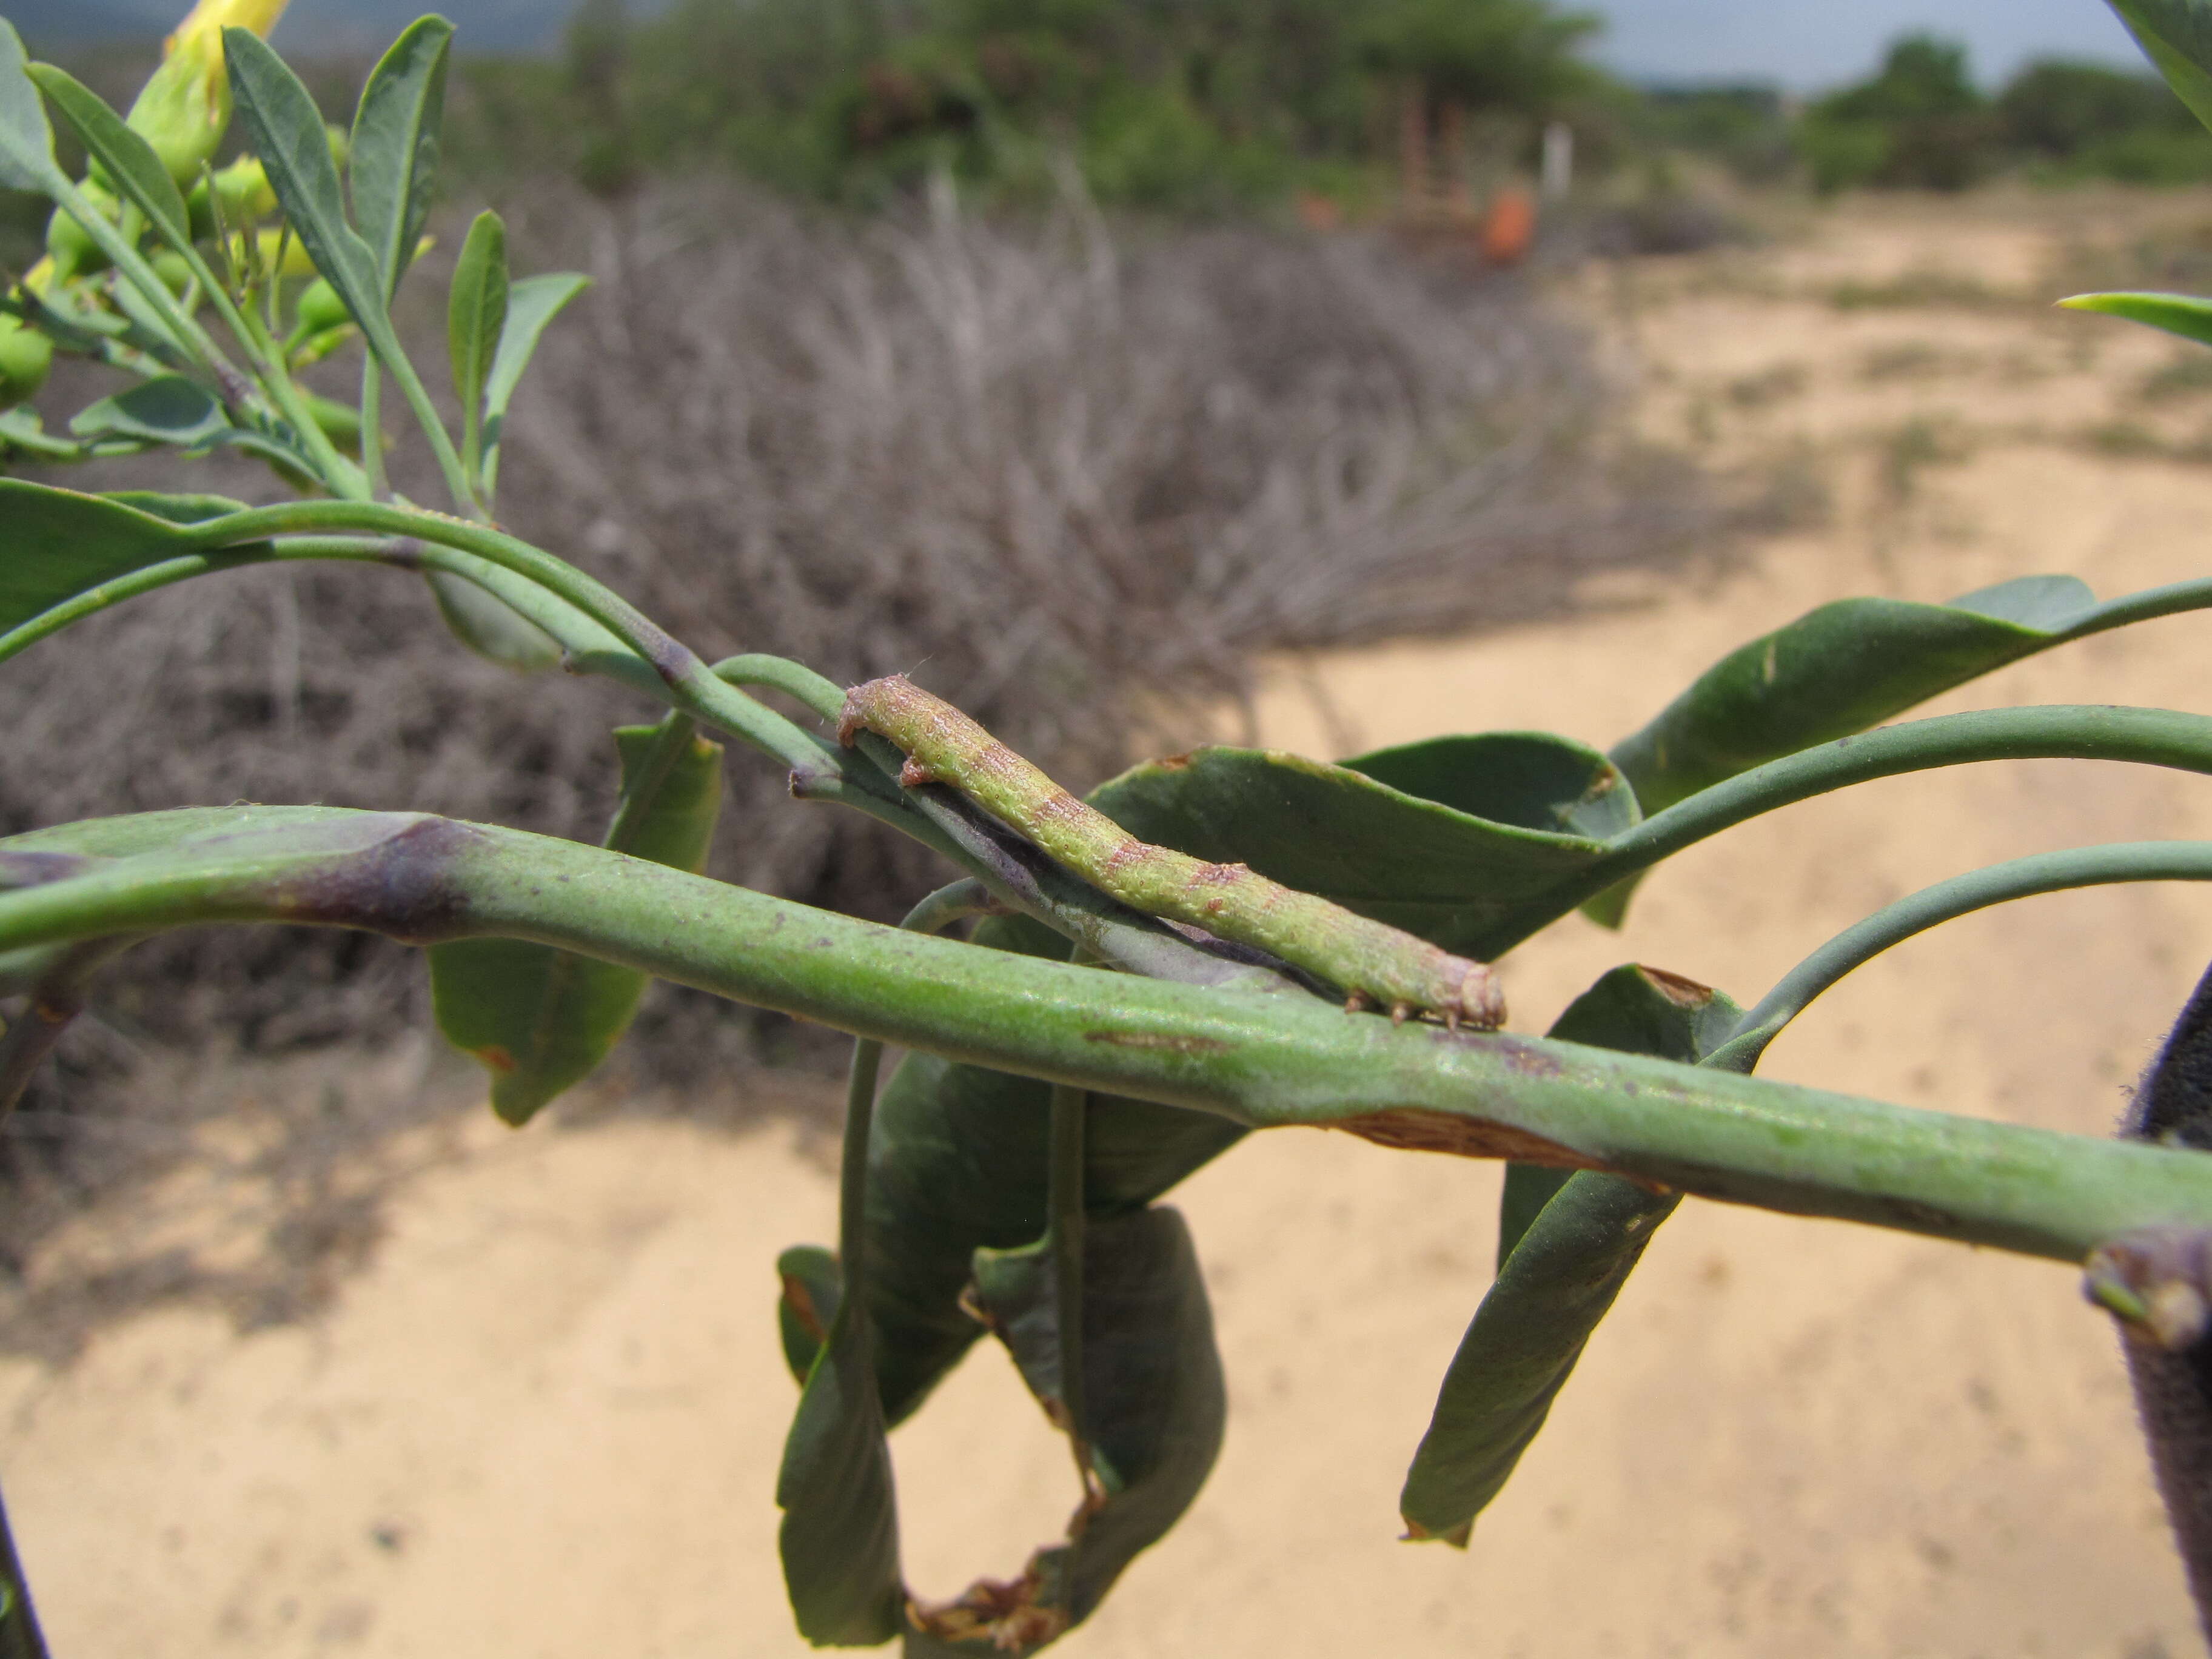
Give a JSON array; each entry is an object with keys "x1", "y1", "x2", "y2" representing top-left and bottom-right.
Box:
[{"x1": 12, "y1": 190, "x2": 2212, "y2": 1655}]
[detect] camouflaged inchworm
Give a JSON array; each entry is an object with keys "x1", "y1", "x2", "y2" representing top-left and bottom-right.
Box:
[{"x1": 839, "y1": 675, "x2": 1506, "y2": 1030}]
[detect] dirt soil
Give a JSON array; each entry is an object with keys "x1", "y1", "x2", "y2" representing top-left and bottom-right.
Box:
[{"x1": 12, "y1": 189, "x2": 2212, "y2": 1656}]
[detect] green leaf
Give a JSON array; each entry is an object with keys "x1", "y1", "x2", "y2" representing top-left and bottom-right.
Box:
[
  {"x1": 347, "y1": 15, "x2": 452, "y2": 300},
  {"x1": 423, "y1": 570, "x2": 563, "y2": 671},
  {"x1": 2061, "y1": 290, "x2": 2212, "y2": 350},
  {"x1": 68, "y1": 375, "x2": 229, "y2": 447},
  {"x1": 2103, "y1": 0, "x2": 2212, "y2": 133},
  {"x1": 1587, "y1": 572, "x2": 2111, "y2": 927},
  {"x1": 24, "y1": 64, "x2": 190, "y2": 253},
  {"x1": 429, "y1": 717, "x2": 723, "y2": 1125},
  {"x1": 1608, "y1": 574, "x2": 2102, "y2": 820},
  {"x1": 777, "y1": 1282, "x2": 903, "y2": 1646},
  {"x1": 480, "y1": 271, "x2": 589, "y2": 497},
  {"x1": 98, "y1": 491, "x2": 252, "y2": 526},
  {"x1": 1401, "y1": 966, "x2": 1741, "y2": 1547},
  {"x1": 863, "y1": 734, "x2": 1638, "y2": 1430},
  {"x1": 224, "y1": 27, "x2": 461, "y2": 498},
  {"x1": 868, "y1": 1030, "x2": 1247, "y2": 1428},
  {"x1": 1092, "y1": 732, "x2": 1632, "y2": 960},
  {"x1": 0, "y1": 479, "x2": 265, "y2": 631},
  {"x1": 912, "y1": 1207, "x2": 1224, "y2": 1652},
  {"x1": 224, "y1": 30, "x2": 387, "y2": 333},
  {"x1": 447, "y1": 209, "x2": 508, "y2": 481},
  {"x1": 1496, "y1": 965, "x2": 1744, "y2": 1268},
  {"x1": 0, "y1": 21, "x2": 58, "y2": 195},
  {"x1": 776, "y1": 1244, "x2": 842, "y2": 1384}
]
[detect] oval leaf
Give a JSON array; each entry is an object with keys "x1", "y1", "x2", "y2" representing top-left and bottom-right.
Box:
[
  {"x1": 423, "y1": 569, "x2": 563, "y2": 671},
  {"x1": 68, "y1": 375, "x2": 229, "y2": 447},
  {"x1": 25, "y1": 64, "x2": 190, "y2": 252},
  {"x1": 777, "y1": 1289, "x2": 903, "y2": 1646},
  {"x1": 448, "y1": 209, "x2": 508, "y2": 478},
  {"x1": 348, "y1": 14, "x2": 452, "y2": 299},
  {"x1": 1093, "y1": 733, "x2": 1631, "y2": 960},
  {"x1": 480, "y1": 271, "x2": 590, "y2": 498},
  {"x1": 2105, "y1": 0, "x2": 2212, "y2": 133},
  {"x1": 0, "y1": 480, "x2": 264, "y2": 631},
  {"x1": 430, "y1": 717, "x2": 723, "y2": 1125},
  {"x1": 0, "y1": 21, "x2": 57, "y2": 195},
  {"x1": 1400, "y1": 965, "x2": 1741, "y2": 1546},
  {"x1": 1587, "y1": 571, "x2": 2137, "y2": 926},
  {"x1": 223, "y1": 28, "x2": 430, "y2": 439}
]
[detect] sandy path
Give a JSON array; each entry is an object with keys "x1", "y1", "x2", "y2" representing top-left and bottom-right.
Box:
[{"x1": 8, "y1": 193, "x2": 2212, "y2": 1655}]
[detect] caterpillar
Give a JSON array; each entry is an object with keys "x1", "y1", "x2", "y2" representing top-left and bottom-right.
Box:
[{"x1": 839, "y1": 675, "x2": 1504, "y2": 1030}]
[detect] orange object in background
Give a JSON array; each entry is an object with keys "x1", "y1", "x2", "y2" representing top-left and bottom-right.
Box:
[{"x1": 1481, "y1": 184, "x2": 1537, "y2": 265}]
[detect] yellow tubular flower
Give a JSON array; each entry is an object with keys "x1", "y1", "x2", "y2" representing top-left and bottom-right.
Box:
[{"x1": 126, "y1": 0, "x2": 293, "y2": 189}]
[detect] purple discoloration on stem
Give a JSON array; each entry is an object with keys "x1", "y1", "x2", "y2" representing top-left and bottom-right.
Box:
[
  {"x1": 272, "y1": 816, "x2": 480, "y2": 945},
  {"x1": 0, "y1": 851, "x2": 97, "y2": 890}
]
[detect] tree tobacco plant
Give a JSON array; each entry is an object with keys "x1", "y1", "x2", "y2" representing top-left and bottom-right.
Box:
[{"x1": 7, "y1": 1, "x2": 2212, "y2": 1650}]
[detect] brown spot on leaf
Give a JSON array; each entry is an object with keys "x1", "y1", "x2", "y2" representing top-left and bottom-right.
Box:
[
  {"x1": 1638, "y1": 965, "x2": 1716, "y2": 1009},
  {"x1": 780, "y1": 1273, "x2": 828, "y2": 1344},
  {"x1": 907, "y1": 1556, "x2": 1071, "y2": 1650},
  {"x1": 1336, "y1": 1107, "x2": 1598, "y2": 1168},
  {"x1": 472, "y1": 1045, "x2": 518, "y2": 1075}
]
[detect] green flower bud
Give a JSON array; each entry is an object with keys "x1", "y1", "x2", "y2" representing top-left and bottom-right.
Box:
[
  {"x1": 43, "y1": 181, "x2": 119, "y2": 282},
  {"x1": 293, "y1": 275, "x2": 348, "y2": 336},
  {"x1": 126, "y1": 0, "x2": 293, "y2": 189},
  {"x1": 151, "y1": 249, "x2": 198, "y2": 299},
  {"x1": 0, "y1": 315, "x2": 54, "y2": 412},
  {"x1": 186, "y1": 153, "x2": 276, "y2": 241}
]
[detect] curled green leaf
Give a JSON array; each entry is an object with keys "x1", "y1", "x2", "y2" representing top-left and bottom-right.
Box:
[
  {"x1": 431, "y1": 716, "x2": 723, "y2": 1125},
  {"x1": 1404, "y1": 966, "x2": 1741, "y2": 1546}
]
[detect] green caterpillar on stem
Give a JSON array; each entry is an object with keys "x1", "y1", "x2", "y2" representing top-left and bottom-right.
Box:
[{"x1": 837, "y1": 674, "x2": 1506, "y2": 1030}]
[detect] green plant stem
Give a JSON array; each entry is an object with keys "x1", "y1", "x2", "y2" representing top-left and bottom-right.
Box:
[
  {"x1": 7, "y1": 808, "x2": 2212, "y2": 1263},
  {"x1": 714, "y1": 653, "x2": 845, "y2": 721},
  {"x1": 42, "y1": 172, "x2": 250, "y2": 395},
  {"x1": 1050, "y1": 1081, "x2": 1089, "y2": 1465},
  {"x1": 221, "y1": 295, "x2": 368, "y2": 498},
  {"x1": 1589, "y1": 705, "x2": 2212, "y2": 893},
  {"x1": 188, "y1": 500, "x2": 825, "y2": 768},
  {"x1": 2068, "y1": 576, "x2": 2212, "y2": 638},
  {"x1": 1704, "y1": 841, "x2": 2212, "y2": 1074},
  {"x1": 0, "y1": 537, "x2": 529, "y2": 668},
  {"x1": 360, "y1": 359, "x2": 387, "y2": 497}
]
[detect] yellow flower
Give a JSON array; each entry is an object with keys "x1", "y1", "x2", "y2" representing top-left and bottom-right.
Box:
[
  {"x1": 126, "y1": 0, "x2": 293, "y2": 189},
  {"x1": 163, "y1": 0, "x2": 292, "y2": 57}
]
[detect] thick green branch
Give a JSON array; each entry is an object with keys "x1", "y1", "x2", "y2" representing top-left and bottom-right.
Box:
[{"x1": 5, "y1": 809, "x2": 2211, "y2": 1262}]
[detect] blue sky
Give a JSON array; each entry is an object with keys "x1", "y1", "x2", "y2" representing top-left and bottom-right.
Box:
[
  {"x1": 1589, "y1": 0, "x2": 2147, "y2": 90},
  {"x1": 19, "y1": 0, "x2": 2162, "y2": 92}
]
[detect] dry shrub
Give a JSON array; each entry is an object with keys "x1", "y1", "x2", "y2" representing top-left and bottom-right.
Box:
[{"x1": 4, "y1": 178, "x2": 1724, "y2": 1099}]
